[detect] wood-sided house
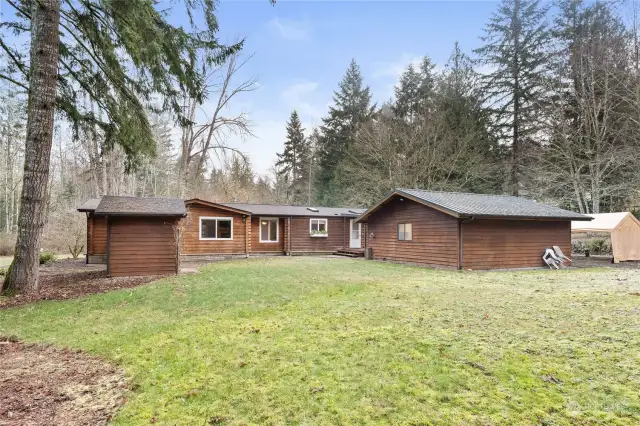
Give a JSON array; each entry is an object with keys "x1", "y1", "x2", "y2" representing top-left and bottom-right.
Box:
[
  {"x1": 356, "y1": 189, "x2": 592, "y2": 270},
  {"x1": 181, "y1": 199, "x2": 366, "y2": 258},
  {"x1": 79, "y1": 196, "x2": 365, "y2": 276}
]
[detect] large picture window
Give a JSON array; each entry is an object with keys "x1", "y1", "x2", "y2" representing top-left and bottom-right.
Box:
[
  {"x1": 200, "y1": 217, "x2": 233, "y2": 240},
  {"x1": 260, "y1": 218, "x2": 279, "y2": 243},
  {"x1": 310, "y1": 218, "x2": 328, "y2": 237},
  {"x1": 398, "y1": 223, "x2": 412, "y2": 241}
]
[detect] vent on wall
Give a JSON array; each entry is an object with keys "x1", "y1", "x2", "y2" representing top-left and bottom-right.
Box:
[{"x1": 307, "y1": 207, "x2": 319, "y2": 212}]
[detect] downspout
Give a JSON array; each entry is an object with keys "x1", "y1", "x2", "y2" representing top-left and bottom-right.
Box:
[
  {"x1": 458, "y1": 216, "x2": 475, "y2": 270},
  {"x1": 244, "y1": 215, "x2": 249, "y2": 258}
]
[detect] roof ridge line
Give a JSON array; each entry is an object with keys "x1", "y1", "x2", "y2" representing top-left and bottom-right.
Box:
[{"x1": 397, "y1": 188, "x2": 520, "y2": 198}]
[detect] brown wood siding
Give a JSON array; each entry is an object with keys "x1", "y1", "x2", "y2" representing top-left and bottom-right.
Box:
[
  {"x1": 462, "y1": 219, "x2": 571, "y2": 270},
  {"x1": 251, "y1": 217, "x2": 285, "y2": 253},
  {"x1": 108, "y1": 217, "x2": 178, "y2": 277},
  {"x1": 180, "y1": 205, "x2": 247, "y2": 255},
  {"x1": 289, "y1": 216, "x2": 348, "y2": 253},
  {"x1": 365, "y1": 198, "x2": 459, "y2": 268},
  {"x1": 88, "y1": 214, "x2": 107, "y2": 255}
]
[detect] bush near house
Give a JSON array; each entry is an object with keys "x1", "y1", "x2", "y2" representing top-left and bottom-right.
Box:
[{"x1": 38, "y1": 252, "x2": 56, "y2": 265}]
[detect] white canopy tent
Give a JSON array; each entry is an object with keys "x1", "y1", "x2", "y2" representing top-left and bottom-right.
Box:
[{"x1": 571, "y1": 212, "x2": 640, "y2": 262}]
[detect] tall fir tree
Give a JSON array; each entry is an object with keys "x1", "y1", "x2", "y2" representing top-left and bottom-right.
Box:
[
  {"x1": 276, "y1": 110, "x2": 311, "y2": 205},
  {"x1": 475, "y1": 0, "x2": 551, "y2": 196},
  {"x1": 392, "y1": 56, "x2": 437, "y2": 121},
  {"x1": 316, "y1": 59, "x2": 375, "y2": 206},
  {"x1": 435, "y1": 42, "x2": 504, "y2": 193}
]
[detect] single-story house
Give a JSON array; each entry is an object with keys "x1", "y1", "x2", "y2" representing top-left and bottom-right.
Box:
[
  {"x1": 78, "y1": 196, "x2": 365, "y2": 276},
  {"x1": 571, "y1": 212, "x2": 640, "y2": 262},
  {"x1": 181, "y1": 199, "x2": 366, "y2": 258},
  {"x1": 356, "y1": 188, "x2": 592, "y2": 270}
]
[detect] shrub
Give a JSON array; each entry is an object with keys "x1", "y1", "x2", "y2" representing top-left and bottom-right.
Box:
[
  {"x1": 68, "y1": 229, "x2": 85, "y2": 259},
  {"x1": 587, "y1": 238, "x2": 612, "y2": 255},
  {"x1": 0, "y1": 268, "x2": 6, "y2": 276},
  {"x1": 571, "y1": 240, "x2": 588, "y2": 254},
  {"x1": 39, "y1": 251, "x2": 57, "y2": 265}
]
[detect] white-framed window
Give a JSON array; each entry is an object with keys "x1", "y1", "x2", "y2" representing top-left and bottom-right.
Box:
[
  {"x1": 200, "y1": 217, "x2": 233, "y2": 240},
  {"x1": 310, "y1": 218, "x2": 328, "y2": 237},
  {"x1": 260, "y1": 217, "x2": 279, "y2": 243},
  {"x1": 398, "y1": 223, "x2": 412, "y2": 241}
]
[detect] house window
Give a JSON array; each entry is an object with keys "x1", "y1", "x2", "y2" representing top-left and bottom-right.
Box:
[
  {"x1": 398, "y1": 223, "x2": 412, "y2": 241},
  {"x1": 200, "y1": 217, "x2": 233, "y2": 240},
  {"x1": 260, "y1": 218, "x2": 279, "y2": 243},
  {"x1": 310, "y1": 218, "x2": 328, "y2": 237}
]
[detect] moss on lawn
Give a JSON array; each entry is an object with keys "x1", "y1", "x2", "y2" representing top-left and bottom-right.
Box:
[{"x1": 1, "y1": 257, "x2": 639, "y2": 425}]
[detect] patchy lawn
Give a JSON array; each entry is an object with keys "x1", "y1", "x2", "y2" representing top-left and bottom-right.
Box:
[{"x1": 1, "y1": 257, "x2": 639, "y2": 425}]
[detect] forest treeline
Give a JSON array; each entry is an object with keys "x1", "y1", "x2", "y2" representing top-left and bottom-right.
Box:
[
  {"x1": 1, "y1": 0, "x2": 640, "y2": 257},
  {"x1": 279, "y1": 0, "x2": 640, "y2": 214}
]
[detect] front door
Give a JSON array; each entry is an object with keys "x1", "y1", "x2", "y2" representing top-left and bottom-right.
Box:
[{"x1": 349, "y1": 219, "x2": 361, "y2": 248}]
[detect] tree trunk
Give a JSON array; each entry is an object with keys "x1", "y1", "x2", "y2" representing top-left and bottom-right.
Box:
[
  {"x1": 3, "y1": 0, "x2": 60, "y2": 294},
  {"x1": 4, "y1": 128, "x2": 10, "y2": 233}
]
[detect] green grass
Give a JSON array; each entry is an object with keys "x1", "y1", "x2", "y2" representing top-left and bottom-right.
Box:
[{"x1": 1, "y1": 258, "x2": 639, "y2": 425}]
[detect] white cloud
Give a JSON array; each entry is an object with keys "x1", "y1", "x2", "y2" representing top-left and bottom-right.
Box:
[
  {"x1": 279, "y1": 80, "x2": 325, "y2": 126},
  {"x1": 267, "y1": 17, "x2": 310, "y2": 41}
]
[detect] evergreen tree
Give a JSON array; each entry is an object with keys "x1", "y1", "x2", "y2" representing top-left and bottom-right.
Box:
[
  {"x1": 275, "y1": 110, "x2": 311, "y2": 204},
  {"x1": 435, "y1": 42, "x2": 504, "y2": 193},
  {"x1": 316, "y1": 59, "x2": 375, "y2": 206},
  {"x1": 475, "y1": 0, "x2": 551, "y2": 196},
  {"x1": 0, "y1": 0, "x2": 248, "y2": 294},
  {"x1": 392, "y1": 56, "x2": 438, "y2": 121}
]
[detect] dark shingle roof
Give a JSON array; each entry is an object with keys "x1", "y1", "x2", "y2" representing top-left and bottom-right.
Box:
[
  {"x1": 358, "y1": 188, "x2": 591, "y2": 221},
  {"x1": 219, "y1": 203, "x2": 365, "y2": 217},
  {"x1": 77, "y1": 198, "x2": 102, "y2": 212},
  {"x1": 94, "y1": 196, "x2": 186, "y2": 217}
]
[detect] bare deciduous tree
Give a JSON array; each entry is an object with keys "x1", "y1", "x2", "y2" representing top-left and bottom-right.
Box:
[{"x1": 178, "y1": 53, "x2": 258, "y2": 197}]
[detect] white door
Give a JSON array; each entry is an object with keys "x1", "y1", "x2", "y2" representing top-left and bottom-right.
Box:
[{"x1": 349, "y1": 219, "x2": 361, "y2": 248}]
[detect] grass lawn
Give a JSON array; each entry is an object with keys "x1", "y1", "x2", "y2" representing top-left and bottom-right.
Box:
[{"x1": 1, "y1": 258, "x2": 639, "y2": 425}]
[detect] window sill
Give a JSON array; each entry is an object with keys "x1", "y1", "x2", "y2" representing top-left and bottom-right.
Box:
[
  {"x1": 310, "y1": 234, "x2": 328, "y2": 238},
  {"x1": 200, "y1": 238, "x2": 233, "y2": 241},
  {"x1": 259, "y1": 240, "x2": 279, "y2": 243}
]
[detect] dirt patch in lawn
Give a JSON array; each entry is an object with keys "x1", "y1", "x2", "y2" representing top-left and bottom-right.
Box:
[
  {"x1": 0, "y1": 338, "x2": 127, "y2": 425},
  {"x1": 1, "y1": 259, "x2": 162, "y2": 309}
]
